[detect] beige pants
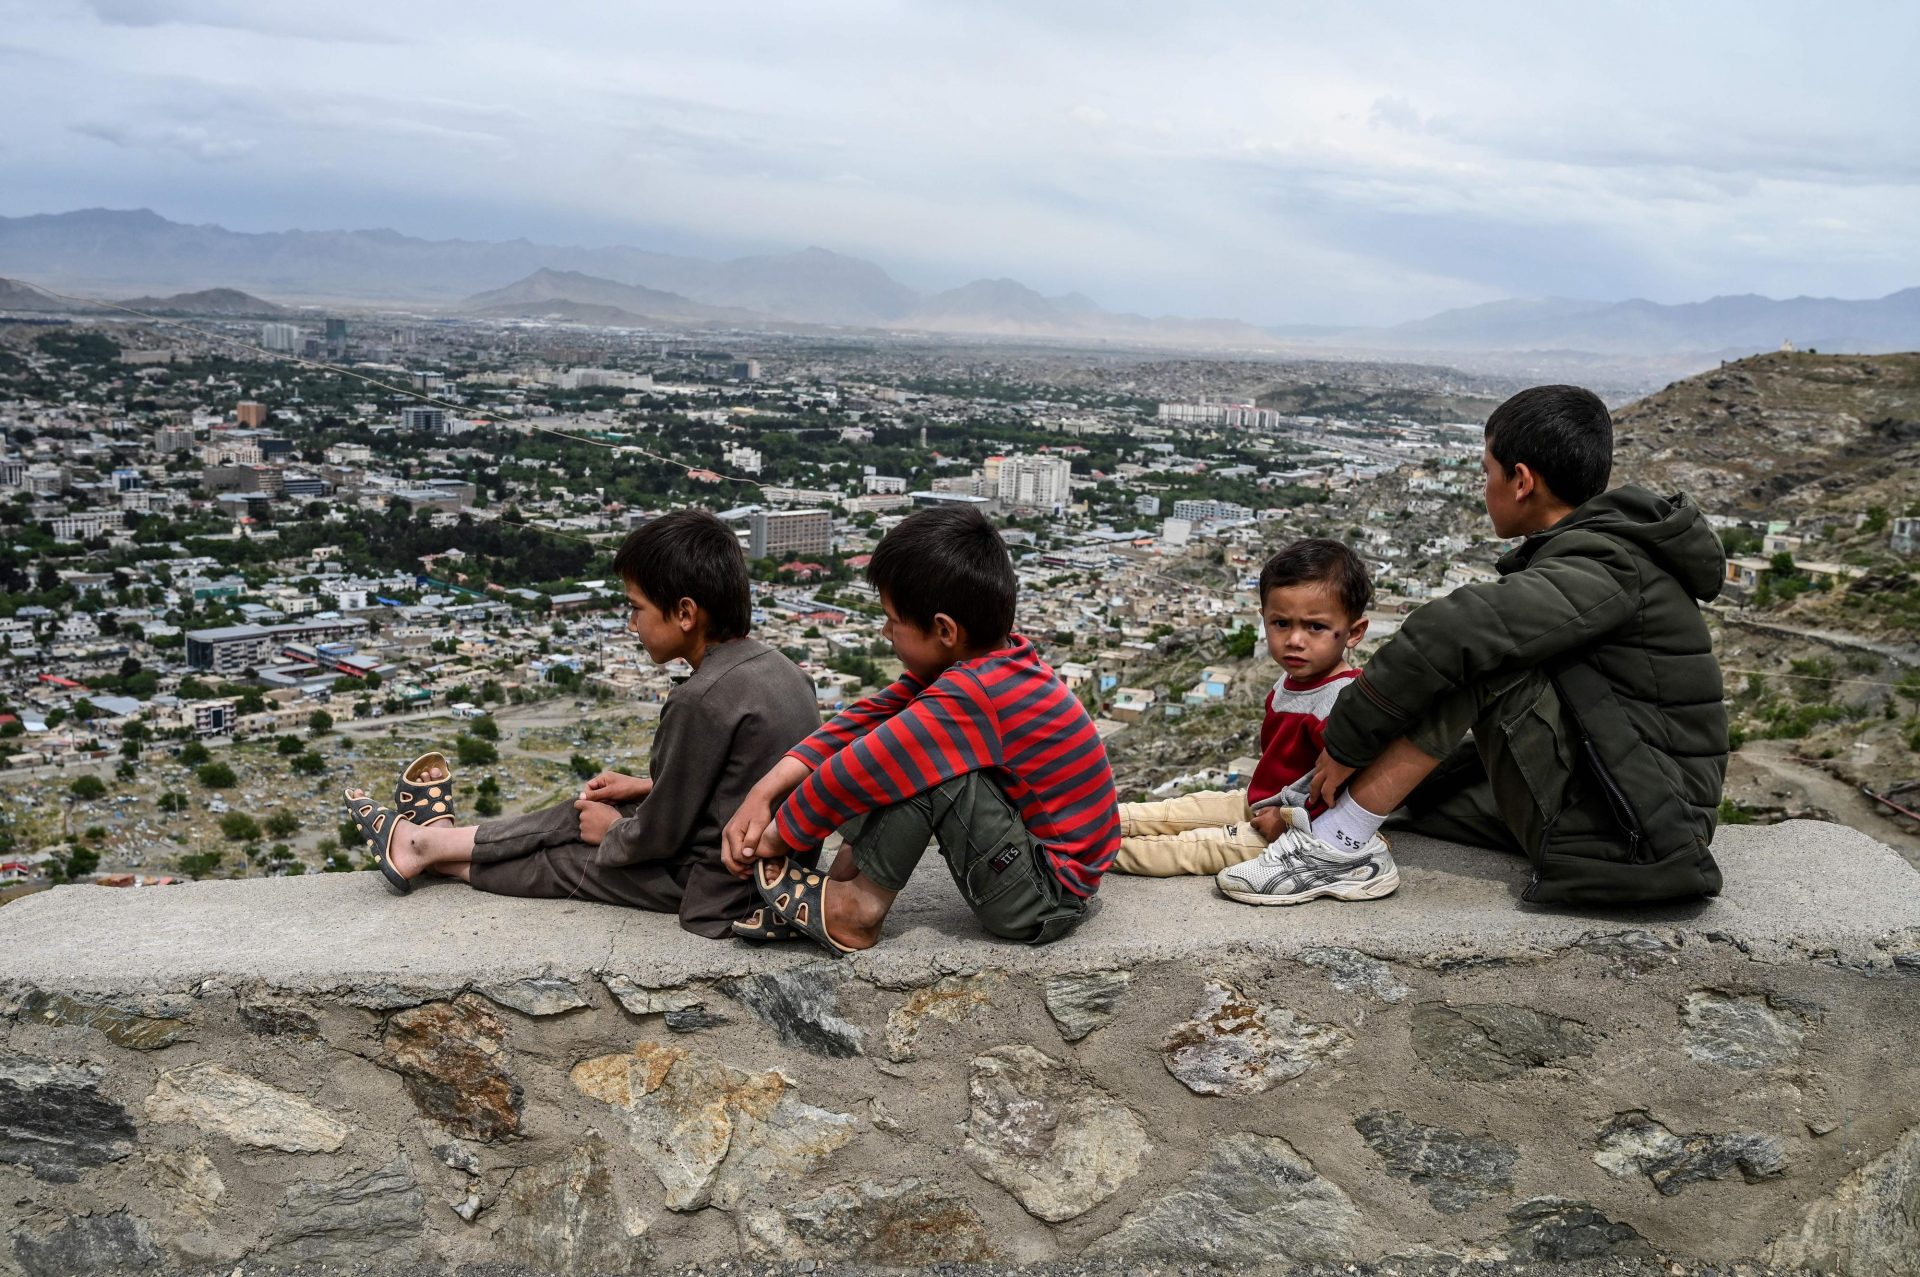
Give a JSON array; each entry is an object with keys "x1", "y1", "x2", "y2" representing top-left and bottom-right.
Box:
[{"x1": 1115, "y1": 789, "x2": 1268, "y2": 877}]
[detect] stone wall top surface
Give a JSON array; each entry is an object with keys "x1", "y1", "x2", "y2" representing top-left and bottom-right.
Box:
[{"x1": 3, "y1": 820, "x2": 1915, "y2": 995}]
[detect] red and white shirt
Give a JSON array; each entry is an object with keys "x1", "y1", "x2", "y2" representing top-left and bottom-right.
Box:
[{"x1": 1247, "y1": 667, "x2": 1360, "y2": 805}]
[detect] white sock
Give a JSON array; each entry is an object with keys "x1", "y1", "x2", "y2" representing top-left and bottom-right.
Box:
[{"x1": 1310, "y1": 792, "x2": 1387, "y2": 854}]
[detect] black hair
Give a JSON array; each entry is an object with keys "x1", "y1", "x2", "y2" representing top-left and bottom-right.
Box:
[
  {"x1": 611, "y1": 508, "x2": 751, "y2": 641},
  {"x1": 1484, "y1": 384, "x2": 1613, "y2": 507},
  {"x1": 867, "y1": 505, "x2": 1016, "y2": 646},
  {"x1": 1257, "y1": 538, "x2": 1373, "y2": 620}
]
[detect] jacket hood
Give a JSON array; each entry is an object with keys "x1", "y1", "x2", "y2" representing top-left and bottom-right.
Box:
[{"x1": 1501, "y1": 484, "x2": 1725, "y2": 602}]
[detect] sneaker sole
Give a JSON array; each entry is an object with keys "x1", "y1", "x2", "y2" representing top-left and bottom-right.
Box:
[{"x1": 1218, "y1": 865, "x2": 1400, "y2": 906}]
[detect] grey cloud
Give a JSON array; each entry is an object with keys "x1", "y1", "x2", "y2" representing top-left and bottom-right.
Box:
[
  {"x1": 84, "y1": 0, "x2": 405, "y2": 44},
  {"x1": 71, "y1": 120, "x2": 255, "y2": 162}
]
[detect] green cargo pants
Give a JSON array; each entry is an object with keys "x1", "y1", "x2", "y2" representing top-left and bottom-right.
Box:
[
  {"x1": 1390, "y1": 667, "x2": 1571, "y2": 858},
  {"x1": 840, "y1": 771, "x2": 1089, "y2": 945}
]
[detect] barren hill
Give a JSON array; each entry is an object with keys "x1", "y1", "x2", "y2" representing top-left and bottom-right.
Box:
[
  {"x1": 1613, "y1": 350, "x2": 1920, "y2": 516},
  {"x1": 115, "y1": 287, "x2": 288, "y2": 316}
]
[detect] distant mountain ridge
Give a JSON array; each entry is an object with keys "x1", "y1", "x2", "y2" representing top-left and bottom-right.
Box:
[
  {"x1": 2, "y1": 208, "x2": 1916, "y2": 358},
  {"x1": 1328, "y1": 289, "x2": 1920, "y2": 357}
]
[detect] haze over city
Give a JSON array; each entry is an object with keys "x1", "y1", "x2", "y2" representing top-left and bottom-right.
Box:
[{"x1": 3, "y1": 0, "x2": 1917, "y2": 326}]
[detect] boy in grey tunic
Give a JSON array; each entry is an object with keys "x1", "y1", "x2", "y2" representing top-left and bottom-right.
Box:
[{"x1": 349, "y1": 510, "x2": 820, "y2": 937}]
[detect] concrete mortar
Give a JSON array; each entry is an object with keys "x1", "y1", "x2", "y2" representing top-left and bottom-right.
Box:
[{"x1": 0, "y1": 821, "x2": 1915, "y2": 1276}]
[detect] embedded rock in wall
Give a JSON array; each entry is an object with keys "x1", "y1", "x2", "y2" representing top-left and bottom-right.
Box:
[
  {"x1": 379, "y1": 994, "x2": 523, "y2": 1141},
  {"x1": 263, "y1": 1156, "x2": 425, "y2": 1266},
  {"x1": 1594, "y1": 1111, "x2": 1787, "y2": 1195},
  {"x1": 479, "y1": 971, "x2": 593, "y2": 1017},
  {"x1": 0, "y1": 1054, "x2": 137, "y2": 1181},
  {"x1": 493, "y1": 1138, "x2": 651, "y2": 1275},
  {"x1": 1043, "y1": 970, "x2": 1131, "y2": 1041},
  {"x1": 1767, "y1": 1123, "x2": 1920, "y2": 1277},
  {"x1": 1163, "y1": 981, "x2": 1347, "y2": 1096},
  {"x1": 962, "y1": 1044, "x2": 1149, "y2": 1222},
  {"x1": 144, "y1": 1061, "x2": 345, "y2": 1153},
  {"x1": 572, "y1": 1042, "x2": 855, "y2": 1211},
  {"x1": 1504, "y1": 1197, "x2": 1652, "y2": 1261},
  {"x1": 143, "y1": 1147, "x2": 226, "y2": 1223},
  {"x1": 740, "y1": 1178, "x2": 996, "y2": 1264},
  {"x1": 1355, "y1": 1110, "x2": 1519, "y2": 1214},
  {"x1": 1680, "y1": 990, "x2": 1814, "y2": 1069},
  {"x1": 886, "y1": 975, "x2": 996, "y2": 1061},
  {"x1": 1297, "y1": 947, "x2": 1411, "y2": 1003},
  {"x1": 1092, "y1": 1132, "x2": 1358, "y2": 1264},
  {"x1": 12, "y1": 1211, "x2": 160, "y2": 1277},
  {"x1": 1410, "y1": 1002, "x2": 1600, "y2": 1082},
  {"x1": 720, "y1": 966, "x2": 865, "y2": 1058},
  {"x1": 16, "y1": 990, "x2": 188, "y2": 1050}
]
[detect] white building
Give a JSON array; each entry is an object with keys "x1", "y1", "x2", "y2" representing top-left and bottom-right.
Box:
[
  {"x1": 1171, "y1": 498, "x2": 1253, "y2": 523},
  {"x1": 721, "y1": 444, "x2": 763, "y2": 475},
  {"x1": 997, "y1": 454, "x2": 1073, "y2": 514}
]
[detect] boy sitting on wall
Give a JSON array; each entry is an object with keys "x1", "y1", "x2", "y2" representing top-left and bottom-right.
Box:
[
  {"x1": 343, "y1": 509, "x2": 822, "y2": 936},
  {"x1": 1250, "y1": 385, "x2": 1729, "y2": 906},
  {"x1": 722, "y1": 505, "x2": 1120, "y2": 952}
]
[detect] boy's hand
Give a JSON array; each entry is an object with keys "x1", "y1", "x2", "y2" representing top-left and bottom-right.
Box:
[
  {"x1": 1249, "y1": 806, "x2": 1288, "y2": 843},
  {"x1": 573, "y1": 798, "x2": 621, "y2": 846},
  {"x1": 1308, "y1": 750, "x2": 1355, "y2": 812},
  {"x1": 722, "y1": 794, "x2": 775, "y2": 877},
  {"x1": 580, "y1": 771, "x2": 651, "y2": 804}
]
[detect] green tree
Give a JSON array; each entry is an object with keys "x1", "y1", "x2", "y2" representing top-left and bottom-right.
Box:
[
  {"x1": 179, "y1": 741, "x2": 211, "y2": 765},
  {"x1": 264, "y1": 810, "x2": 301, "y2": 839},
  {"x1": 469, "y1": 715, "x2": 500, "y2": 742},
  {"x1": 157, "y1": 791, "x2": 190, "y2": 814},
  {"x1": 455, "y1": 735, "x2": 498, "y2": 767},
  {"x1": 1224, "y1": 625, "x2": 1258, "y2": 659},
  {"x1": 66, "y1": 845, "x2": 101, "y2": 877},
  {"x1": 120, "y1": 737, "x2": 140, "y2": 760},
  {"x1": 220, "y1": 812, "x2": 261, "y2": 842},
  {"x1": 276, "y1": 734, "x2": 305, "y2": 755},
  {"x1": 291, "y1": 751, "x2": 327, "y2": 777},
  {"x1": 307, "y1": 709, "x2": 334, "y2": 736},
  {"x1": 67, "y1": 774, "x2": 107, "y2": 800},
  {"x1": 177, "y1": 850, "x2": 225, "y2": 879},
  {"x1": 196, "y1": 761, "x2": 237, "y2": 788}
]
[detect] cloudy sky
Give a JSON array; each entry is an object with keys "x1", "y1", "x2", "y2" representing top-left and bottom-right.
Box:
[{"x1": 1, "y1": 0, "x2": 1914, "y2": 324}]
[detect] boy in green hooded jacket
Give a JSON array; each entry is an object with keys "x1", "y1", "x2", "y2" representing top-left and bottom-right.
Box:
[{"x1": 1218, "y1": 385, "x2": 1727, "y2": 908}]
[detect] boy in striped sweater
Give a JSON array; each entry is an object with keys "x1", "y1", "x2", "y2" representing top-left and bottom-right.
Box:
[{"x1": 722, "y1": 506, "x2": 1118, "y2": 952}]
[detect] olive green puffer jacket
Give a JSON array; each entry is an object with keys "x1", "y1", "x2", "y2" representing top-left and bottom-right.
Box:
[{"x1": 1325, "y1": 485, "x2": 1728, "y2": 905}]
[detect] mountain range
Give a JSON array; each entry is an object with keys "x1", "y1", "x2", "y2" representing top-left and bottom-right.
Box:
[{"x1": 1, "y1": 208, "x2": 1916, "y2": 359}]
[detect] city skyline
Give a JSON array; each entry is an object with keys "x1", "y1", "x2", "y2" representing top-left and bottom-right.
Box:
[{"x1": 1, "y1": 3, "x2": 1916, "y2": 326}]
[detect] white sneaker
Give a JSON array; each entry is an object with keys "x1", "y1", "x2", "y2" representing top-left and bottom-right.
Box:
[{"x1": 1216, "y1": 807, "x2": 1399, "y2": 905}]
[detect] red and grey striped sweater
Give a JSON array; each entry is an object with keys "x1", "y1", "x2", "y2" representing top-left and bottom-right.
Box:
[{"x1": 773, "y1": 634, "x2": 1120, "y2": 897}]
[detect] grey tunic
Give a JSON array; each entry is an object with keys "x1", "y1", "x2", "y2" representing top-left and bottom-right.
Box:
[{"x1": 470, "y1": 636, "x2": 822, "y2": 936}]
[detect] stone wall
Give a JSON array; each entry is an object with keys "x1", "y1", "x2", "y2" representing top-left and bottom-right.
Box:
[{"x1": 2, "y1": 821, "x2": 1918, "y2": 1275}]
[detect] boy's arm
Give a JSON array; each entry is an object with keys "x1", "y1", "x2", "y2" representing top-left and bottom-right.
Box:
[
  {"x1": 773, "y1": 672, "x2": 999, "y2": 854},
  {"x1": 594, "y1": 695, "x2": 733, "y2": 867},
  {"x1": 1324, "y1": 539, "x2": 1638, "y2": 770}
]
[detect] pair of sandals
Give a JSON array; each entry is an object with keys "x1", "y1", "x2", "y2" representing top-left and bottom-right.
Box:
[
  {"x1": 343, "y1": 752, "x2": 456, "y2": 897},
  {"x1": 731, "y1": 858, "x2": 855, "y2": 957}
]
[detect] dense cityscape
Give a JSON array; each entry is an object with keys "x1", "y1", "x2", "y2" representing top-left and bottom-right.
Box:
[{"x1": 2, "y1": 308, "x2": 1916, "y2": 893}]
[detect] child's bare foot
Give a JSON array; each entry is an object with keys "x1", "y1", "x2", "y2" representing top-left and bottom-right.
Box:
[{"x1": 820, "y1": 876, "x2": 887, "y2": 951}]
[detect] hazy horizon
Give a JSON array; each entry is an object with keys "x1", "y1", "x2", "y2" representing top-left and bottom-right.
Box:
[{"x1": 2, "y1": 1, "x2": 1914, "y2": 327}]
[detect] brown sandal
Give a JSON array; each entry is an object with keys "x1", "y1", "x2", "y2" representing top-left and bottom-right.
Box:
[
  {"x1": 394, "y1": 752, "x2": 455, "y2": 828},
  {"x1": 753, "y1": 859, "x2": 855, "y2": 957},
  {"x1": 344, "y1": 791, "x2": 411, "y2": 896},
  {"x1": 730, "y1": 906, "x2": 802, "y2": 943}
]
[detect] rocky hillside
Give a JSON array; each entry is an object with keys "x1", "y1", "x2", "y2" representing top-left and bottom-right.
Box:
[{"x1": 1613, "y1": 351, "x2": 1920, "y2": 516}]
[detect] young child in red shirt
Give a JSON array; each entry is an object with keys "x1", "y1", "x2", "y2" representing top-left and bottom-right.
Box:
[{"x1": 1115, "y1": 539, "x2": 1373, "y2": 881}]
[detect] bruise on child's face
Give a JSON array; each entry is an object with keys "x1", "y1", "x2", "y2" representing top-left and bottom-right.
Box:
[{"x1": 1261, "y1": 582, "x2": 1354, "y2": 681}]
